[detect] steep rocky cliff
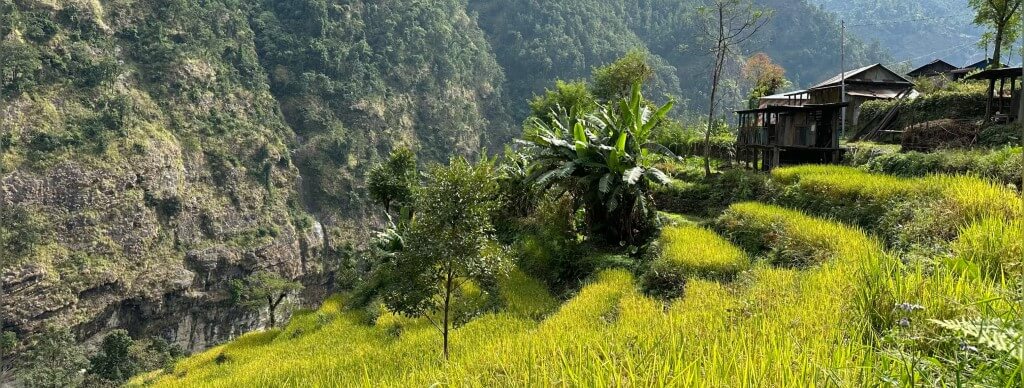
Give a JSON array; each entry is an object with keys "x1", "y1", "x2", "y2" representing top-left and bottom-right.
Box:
[{"x1": 0, "y1": 0, "x2": 508, "y2": 351}]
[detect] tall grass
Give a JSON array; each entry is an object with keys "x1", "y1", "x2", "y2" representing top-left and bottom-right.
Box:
[
  {"x1": 771, "y1": 165, "x2": 1024, "y2": 249},
  {"x1": 643, "y1": 224, "x2": 749, "y2": 295}
]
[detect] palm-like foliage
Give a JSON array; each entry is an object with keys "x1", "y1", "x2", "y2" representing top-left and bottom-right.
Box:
[{"x1": 523, "y1": 82, "x2": 675, "y2": 244}]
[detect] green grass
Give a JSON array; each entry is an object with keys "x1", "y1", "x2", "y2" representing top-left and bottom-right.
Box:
[{"x1": 133, "y1": 168, "x2": 1024, "y2": 387}]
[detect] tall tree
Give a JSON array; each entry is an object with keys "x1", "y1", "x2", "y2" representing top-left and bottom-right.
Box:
[
  {"x1": 592, "y1": 50, "x2": 655, "y2": 101},
  {"x1": 699, "y1": 0, "x2": 770, "y2": 177},
  {"x1": 970, "y1": 0, "x2": 1022, "y2": 70},
  {"x1": 367, "y1": 147, "x2": 418, "y2": 216},
  {"x1": 742, "y1": 53, "x2": 790, "y2": 108},
  {"x1": 381, "y1": 158, "x2": 506, "y2": 360}
]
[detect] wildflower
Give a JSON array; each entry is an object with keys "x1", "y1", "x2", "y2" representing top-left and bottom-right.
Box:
[
  {"x1": 960, "y1": 342, "x2": 979, "y2": 353},
  {"x1": 895, "y1": 302, "x2": 924, "y2": 312},
  {"x1": 897, "y1": 318, "x2": 910, "y2": 328}
]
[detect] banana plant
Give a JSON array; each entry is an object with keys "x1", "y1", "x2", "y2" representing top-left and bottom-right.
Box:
[{"x1": 522, "y1": 81, "x2": 676, "y2": 244}]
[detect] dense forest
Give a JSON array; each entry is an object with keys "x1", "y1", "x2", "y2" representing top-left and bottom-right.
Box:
[
  {"x1": 470, "y1": 0, "x2": 888, "y2": 119},
  {"x1": 814, "y1": 0, "x2": 985, "y2": 68}
]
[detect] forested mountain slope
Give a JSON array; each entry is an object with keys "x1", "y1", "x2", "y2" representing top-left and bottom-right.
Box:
[
  {"x1": 2, "y1": 0, "x2": 887, "y2": 354},
  {"x1": 813, "y1": 0, "x2": 983, "y2": 68},
  {"x1": 469, "y1": 0, "x2": 888, "y2": 118}
]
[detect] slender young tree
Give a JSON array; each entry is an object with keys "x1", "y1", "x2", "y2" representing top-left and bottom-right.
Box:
[
  {"x1": 699, "y1": 0, "x2": 770, "y2": 177},
  {"x1": 381, "y1": 158, "x2": 506, "y2": 360}
]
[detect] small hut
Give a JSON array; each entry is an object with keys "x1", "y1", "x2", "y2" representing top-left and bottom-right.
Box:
[
  {"x1": 806, "y1": 63, "x2": 917, "y2": 128},
  {"x1": 967, "y1": 66, "x2": 1022, "y2": 123},
  {"x1": 735, "y1": 102, "x2": 847, "y2": 170}
]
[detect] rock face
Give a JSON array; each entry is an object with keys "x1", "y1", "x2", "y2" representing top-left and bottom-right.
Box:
[
  {"x1": 0, "y1": 0, "x2": 508, "y2": 352},
  {"x1": 0, "y1": 131, "x2": 326, "y2": 351}
]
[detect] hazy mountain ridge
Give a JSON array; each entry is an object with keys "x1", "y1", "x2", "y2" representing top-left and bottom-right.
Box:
[{"x1": 813, "y1": 0, "x2": 985, "y2": 68}]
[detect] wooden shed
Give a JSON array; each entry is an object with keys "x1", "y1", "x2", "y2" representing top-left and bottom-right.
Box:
[
  {"x1": 967, "y1": 66, "x2": 1022, "y2": 123},
  {"x1": 735, "y1": 102, "x2": 847, "y2": 170},
  {"x1": 806, "y1": 63, "x2": 916, "y2": 128}
]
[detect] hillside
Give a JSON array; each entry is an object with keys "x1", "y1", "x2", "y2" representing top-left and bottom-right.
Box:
[
  {"x1": 134, "y1": 167, "x2": 1024, "y2": 386},
  {"x1": 0, "y1": 0, "x2": 892, "y2": 352},
  {"x1": 470, "y1": 0, "x2": 889, "y2": 118},
  {"x1": 813, "y1": 0, "x2": 984, "y2": 68}
]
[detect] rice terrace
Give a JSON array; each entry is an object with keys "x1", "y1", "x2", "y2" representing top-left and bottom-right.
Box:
[{"x1": 0, "y1": 0, "x2": 1022, "y2": 387}]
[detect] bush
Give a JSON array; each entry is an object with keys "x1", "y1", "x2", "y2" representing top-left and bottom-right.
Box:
[
  {"x1": 0, "y1": 40, "x2": 42, "y2": 94},
  {"x1": 652, "y1": 120, "x2": 734, "y2": 159},
  {"x1": 654, "y1": 169, "x2": 770, "y2": 217},
  {"x1": 642, "y1": 225, "x2": 748, "y2": 298},
  {"x1": 515, "y1": 195, "x2": 588, "y2": 294},
  {"x1": 977, "y1": 123, "x2": 1023, "y2": 147}
]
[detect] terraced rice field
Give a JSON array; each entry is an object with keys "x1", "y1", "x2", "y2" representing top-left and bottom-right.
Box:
[{"x1": 135, "y1": 168, "x2": 1024, "y2": 387}]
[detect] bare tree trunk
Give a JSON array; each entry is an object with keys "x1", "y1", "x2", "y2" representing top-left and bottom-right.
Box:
[
  {"x1": 704, "y1": 6, "x2": 726, "y2": 178},
  {"x1": 705, "y1": 59, "x2": 723, "y2": 177},
  {"x1": 442, "y1": 265, "x2": 453, "y2": 360},
  {"x1": 267, "y1": 293, "x2": 286, "y2": 329}
]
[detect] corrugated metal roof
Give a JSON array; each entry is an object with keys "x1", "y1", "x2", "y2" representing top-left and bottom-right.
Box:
[
  {"x1": 809, "y1": 64, "x2": 913, "y2": 90},
  {"x1": 760, "y1": 90, "x2": 808, "y2": 100}
]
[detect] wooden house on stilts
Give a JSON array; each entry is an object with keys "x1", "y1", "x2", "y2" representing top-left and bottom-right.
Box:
[{"x1": 736, "y1": 64, "x2": 915, "y2": 170}]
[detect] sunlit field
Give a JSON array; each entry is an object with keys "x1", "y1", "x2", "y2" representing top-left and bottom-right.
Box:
[{"x1": 135, "y1": 167, "x2": 1024, "y2": 387}]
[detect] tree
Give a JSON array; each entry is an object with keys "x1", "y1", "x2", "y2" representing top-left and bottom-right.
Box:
[
  {"x1": 742, "y1": 53, "x2": 790, "y2": 108},
  {"x1": 0, "y1": 40, "x2": 42, "y2": 95},
  {"x1": 381, "y1": 158, "x2": 506, "y2": 360},
  {"x1": 529, "y1": 80, "x2": 597, "y2": 120},
  {"x1": 18, "y1": 327, "x2": 88, "y2": 388},
  {"x1": 229, "y1": 271, "x2": 304, "y2": 329},
  {"x1": 592, "y1": 50, "x2": 655, "y2": 101},
  {"x1": 970, "y1": 0, "x2": 1022, "y2": 120},
  {"x1": 367, "y1": 147, "x2": 418, "y2": 216},
  {"x1": 88, "y1": 330, "x2": 139, "y2": 385},
  {"x1": 524, "y1": 82, "x2": 674, "y2": 245},
  {"x1": 970, "y1": 0, "x2": 1022, "y2": 70},
  {"x1": 699, "y1": 0, "x2": 770, "y2": 177}
]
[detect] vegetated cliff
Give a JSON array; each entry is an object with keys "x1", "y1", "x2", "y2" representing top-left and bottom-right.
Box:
[{"x1": 0, "y1": 0, "x2": 509, "y2": 351}]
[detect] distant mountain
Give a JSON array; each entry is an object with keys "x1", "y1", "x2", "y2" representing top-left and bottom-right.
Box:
[{"x1": 813, "y1": 0, "x2": 986, "y2": 69}]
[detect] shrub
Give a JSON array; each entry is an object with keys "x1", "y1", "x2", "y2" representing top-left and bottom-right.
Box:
[
  {"x1": 977, "y1": 123, "x2": 1023, "y2": 147},
  {"x1": 653, "y1": 168, "x2": 769, "y2": 217},
  {"x1": 0, "y1": 40, "x2": 42, "y2": 94},
  {"x1": 515, "y1": 195, "x2": 588, "y2": 293},
  {"x1": 642, "y1": 225, "x2": 748, "y2": 297}
]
